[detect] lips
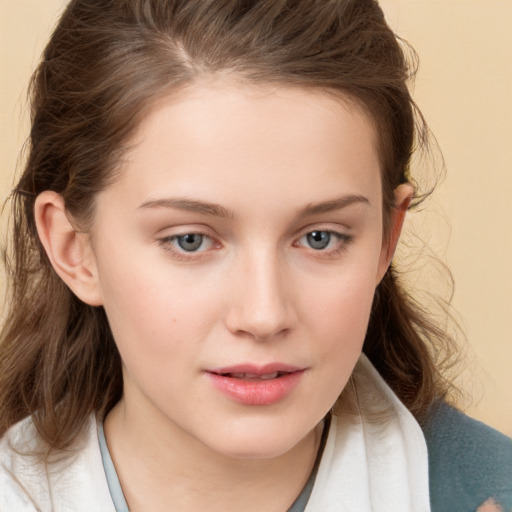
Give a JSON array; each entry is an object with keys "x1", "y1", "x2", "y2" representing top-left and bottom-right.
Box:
[{"x1": 205, "y1": 364, "x2": 305, "y2": 405}]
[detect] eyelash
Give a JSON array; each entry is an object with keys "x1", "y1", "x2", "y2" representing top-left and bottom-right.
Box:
[
  {"x1": 157, "y1": 229, "x2": 353, "y2": 261},
  {"x1": 157, "y1": 232, "x2": 216, "y2": 261},
  {"x1": 294, "y1": 230, "x2": 353, "y2": 257}
]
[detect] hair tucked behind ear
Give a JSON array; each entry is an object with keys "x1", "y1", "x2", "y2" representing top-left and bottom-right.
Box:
[
  {"x1": 0, "y1": 201, "x2": 123, "y2": 449},
  {"x1": 1, "y1": 0, "x2": 460, "y2": 449}
]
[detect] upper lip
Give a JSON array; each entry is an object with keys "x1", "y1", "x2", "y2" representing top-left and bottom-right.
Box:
[{"x1": 206, "y1": 363, "x2": 304, "y2": 376}]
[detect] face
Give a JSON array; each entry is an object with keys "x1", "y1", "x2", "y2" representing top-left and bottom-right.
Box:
[{"x1": 88, "y1": 82, "x2": 392, "y2": 459}]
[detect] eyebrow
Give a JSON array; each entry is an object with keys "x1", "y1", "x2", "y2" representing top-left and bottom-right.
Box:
[
  {"x1": 137, "y1": 194, "x2": 369, "y2": 219},
  {"x1": 137, "y1": 198, "x2": 234, "y2": 218},
  {"x1": 299, "y1": 194, "x2": 370, "y2": 216}
]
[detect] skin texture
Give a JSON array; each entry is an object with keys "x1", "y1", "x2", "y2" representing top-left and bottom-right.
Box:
[
  {"x1": 477, "y1": 498, "x2": 506, "y2": 512},
  {"x1": 35, "y1": 82, "x2": 412, "y2": 512}
]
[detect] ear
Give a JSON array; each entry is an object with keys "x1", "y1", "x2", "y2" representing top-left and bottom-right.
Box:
[
  {"x1": 376, "y1": 183, "x2": 414, "y2": 284},
  {"x1": 34, "y1": 191, "x2": 103, "y2": 306}
]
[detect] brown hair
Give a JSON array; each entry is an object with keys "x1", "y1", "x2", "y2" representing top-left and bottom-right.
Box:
[{"x1": 1, "y1": 0, "x2": 457, "y2": 449}]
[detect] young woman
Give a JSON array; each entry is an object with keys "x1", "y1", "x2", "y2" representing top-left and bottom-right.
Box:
[{"x1": 1, "y1": 1, "x2": 510, "y2": 511}]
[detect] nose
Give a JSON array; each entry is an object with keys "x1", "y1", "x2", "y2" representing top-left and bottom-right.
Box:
[{"x1": 225, "y1": 251, "x2": 296, "y2": 341}]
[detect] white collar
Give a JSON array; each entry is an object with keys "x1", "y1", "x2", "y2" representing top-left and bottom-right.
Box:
[{"x1": 305, "y1": 354, "x2": 431, "y2": 512}]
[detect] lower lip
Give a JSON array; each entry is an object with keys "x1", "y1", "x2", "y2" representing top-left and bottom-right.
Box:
[{"x1": 206, "y1": 371, "x2": 304, "y2": 406}]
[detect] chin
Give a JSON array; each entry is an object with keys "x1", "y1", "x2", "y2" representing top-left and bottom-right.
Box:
[
  {"x1": 215, "y1": 441, "x2": 297, "y2": 461},
  {"x1": 201, "y1": 417, "x2": 316, "y2": 461}
]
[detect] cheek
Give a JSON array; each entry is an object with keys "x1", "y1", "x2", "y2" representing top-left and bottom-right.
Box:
[
  {"x1": 95, "y1": 249, "x2": 220, "y2": 364},
  {"x1": 303, "y1": 251, "x2": 379, "y2": 329},
  {"x1": 300, "y1": 258, "x2": 378, "y2": 370},
  {"x1": 290, "y1": 270, "x2": 376, "y2": 420}
]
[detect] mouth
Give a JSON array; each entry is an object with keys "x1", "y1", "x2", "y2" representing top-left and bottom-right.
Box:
[
  {"x1": 207, "y1": 363, "x2": 303, "y2": 380},
  {"x1": 205, "y1": 364, "x2": 305, "y2": 405},
  {"x1": 211, "y1": 371, "x2": 290, "y2": 381}
]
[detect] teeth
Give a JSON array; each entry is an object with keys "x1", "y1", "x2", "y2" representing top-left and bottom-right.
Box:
[
  {"x1": 260, "y1": 372, "x2": 279, "y2": 380},
  {"x1": 230, "y1": 373, "x2": 248, "y2": 379},
  {"x1": 227, "y1": 372, "x2": 280, "y2": 380}
]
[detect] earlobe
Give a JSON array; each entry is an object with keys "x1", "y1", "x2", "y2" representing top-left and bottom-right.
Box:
[
  {"x1": 34, "y1": 191, "x2": 103, "y2": 306},
  {"x1": 376, "y1": 183, "x2": 414, "y2": 284}
]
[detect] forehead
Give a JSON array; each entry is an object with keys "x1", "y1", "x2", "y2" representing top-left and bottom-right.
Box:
[
  {"x1": 103, "y1": 81, "x2": 382, "y2": 216},
  {"x1": 136, "y1": 80, "x2": 378, "y2": 157}
]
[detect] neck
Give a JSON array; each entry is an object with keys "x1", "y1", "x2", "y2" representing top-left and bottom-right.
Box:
[{"x1": 104, "y1": 399, "x2": 323, "y2": 512}]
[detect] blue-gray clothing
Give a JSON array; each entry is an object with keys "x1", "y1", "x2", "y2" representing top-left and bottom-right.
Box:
[{"x1": 424, "y1": 401, "x2": 512, "y2": 512}]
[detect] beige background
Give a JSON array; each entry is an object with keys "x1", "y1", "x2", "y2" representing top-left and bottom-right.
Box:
[{"x1": 1, "y1": 1, "x2": 511, "y2": 435}]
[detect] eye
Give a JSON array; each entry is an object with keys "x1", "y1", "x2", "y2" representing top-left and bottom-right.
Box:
[
  {"x1": 175, "y1": 233, "x2": 206, "y2": 252},
  {"x1": 159, "y1": 232, "x2": 216, "y2": 255},
  {"x1": 299, "y1": 230, "x2": 336, "y2": 250},
  {"x1": 304, "y1": 230, "x2": 332, "y2": 250},
  {"x1": 295, "y1": 229, "x2": 352, "y2": 253}
]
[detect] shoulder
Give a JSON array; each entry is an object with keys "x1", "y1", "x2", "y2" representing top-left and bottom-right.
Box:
[
  {"x1": 0, "y1": 414, "x2": 115, "y2": 512},
  {"x1": 423, "y1": 400, "x2": 512, "y2": 512}
]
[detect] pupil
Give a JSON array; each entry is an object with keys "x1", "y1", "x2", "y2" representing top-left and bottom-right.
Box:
[
  {"x1": 307, "y1": 231, "x2": 330, "y2": 250},
  {"x1": 178, "y1": 234, "x2": 203, "y2": 251}
]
